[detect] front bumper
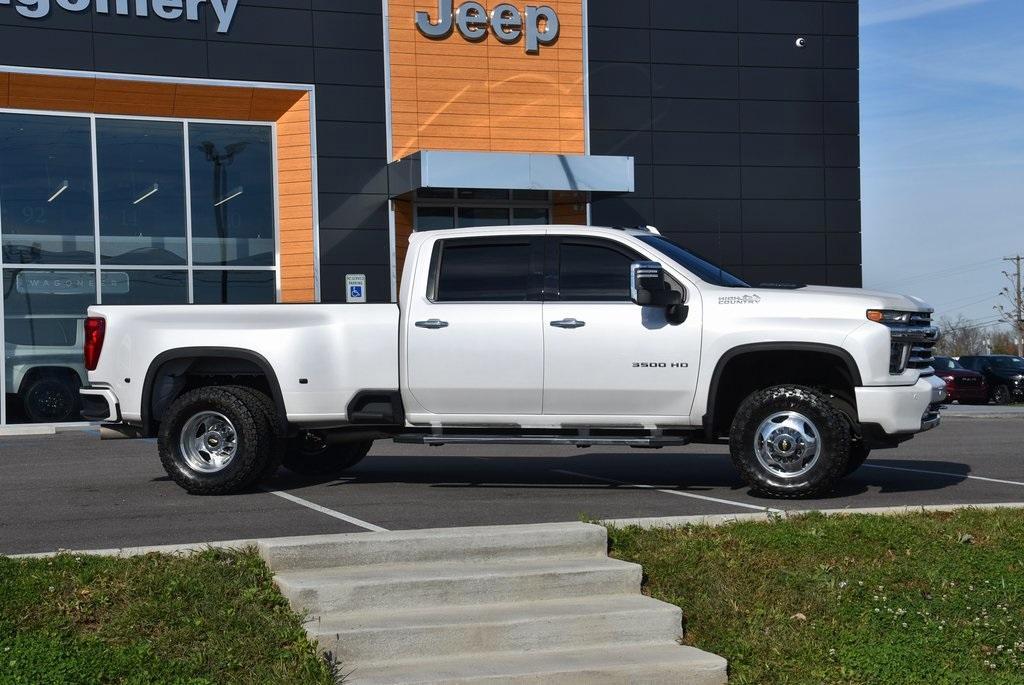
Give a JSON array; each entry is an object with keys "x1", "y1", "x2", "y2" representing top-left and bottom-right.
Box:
[
  {"x1": 79, "y1": 386, "x2": 120, "y2": 423},
  {"x1": 856, "y1": 375, "x2": 946, "y2": 435}
]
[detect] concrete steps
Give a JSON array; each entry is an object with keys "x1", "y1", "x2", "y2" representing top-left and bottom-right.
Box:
[
  {"x1": 259, "y1": 522, "x2": 727, "y2": 684},
  {"x1": 351, "y1": 644, "x2": 728, "y2": 685},
  {"x1": 312, "y1": 595, "x2": 683, "y2": 663}
]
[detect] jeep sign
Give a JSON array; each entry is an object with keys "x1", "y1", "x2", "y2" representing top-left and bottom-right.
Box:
[{"x1": 415, "y1": 1, "x2": 559, "y2": 54}]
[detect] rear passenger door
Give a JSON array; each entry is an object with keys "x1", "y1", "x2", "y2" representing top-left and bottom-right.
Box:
[{"x1": 405, "y1": 235, "x2": 546, "y2": 416}]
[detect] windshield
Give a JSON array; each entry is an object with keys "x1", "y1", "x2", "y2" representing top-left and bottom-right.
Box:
[
  {"x1": 933, "y1": 357, "x2": 963, "y2": 371},
  {"x1": 637, "y1": 235, "x2": 749, "y2": 288},
  {"x1": 991, "y1": 357, "x2": 1024, "y2": 372}
]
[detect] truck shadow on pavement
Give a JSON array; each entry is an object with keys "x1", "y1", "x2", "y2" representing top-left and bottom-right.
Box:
[{"x1": 259, "y1": 452, "x2": 973, "y2": 502}]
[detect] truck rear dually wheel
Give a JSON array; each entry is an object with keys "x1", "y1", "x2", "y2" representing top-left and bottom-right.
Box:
[
  {"x1": 158, "y1": 387, "x2": 271, "y2": 495},
  {"x1": 729, "y1": 385, "x2": 850, "y2": 498},
  {"x1": 282, "y1": 431, "x2": 372, "y2": 477}
]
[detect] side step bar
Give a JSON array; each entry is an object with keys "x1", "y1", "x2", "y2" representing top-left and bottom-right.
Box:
[{"x1": 393, "y1": 434, "x2": 692, "y2": 448}]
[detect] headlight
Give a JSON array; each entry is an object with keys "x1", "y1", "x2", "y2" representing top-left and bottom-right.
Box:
[
  {"x1": 867, "y1": 310, "x2": 914, "y2": 323},
  {"x1": 941, "y1": 375, "x2": 956, "y2": 384}
]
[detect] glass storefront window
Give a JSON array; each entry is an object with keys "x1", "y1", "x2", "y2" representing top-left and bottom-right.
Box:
[
  {"x1": 189, "y1": 124, "x2": 275, "y2": 267},
  {"x1": 97, "y1": 119, "x2": 187, "y2": 265},
  {"x1": 413, "y1": 189, "x2": 552, "y2": 231},
  {"x1": 0, "y1": 114, "x2": 95, "y2": 265},
  {"x1": 193, "y1": 271, "x2": 276, "y2": 304},
  {"x1": 457, "y1": 207, "x2": 510, "y2": 228},
  {"x1": 416, "y1": 207, "x2": 455, "y2": 231},
  {"x1": 3, "y1": 268, "x2": 96, "y2": 423},
  {"x1": 100, "y1": 270, "x2": 188, "y2": 306},
  {"x1": 513, "y1": 208, "x2": 550, "y2": 225},
  {"x1": 1, "y1": 112, "x2": 279, "y2": 426}
]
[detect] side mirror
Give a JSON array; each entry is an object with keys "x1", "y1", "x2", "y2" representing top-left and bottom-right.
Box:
[{"x1": 630, "y1": 261, "x2": 689, "y2": 324}]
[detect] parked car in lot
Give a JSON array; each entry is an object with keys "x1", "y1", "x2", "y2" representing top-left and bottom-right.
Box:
[
  {"x1": 956, "y1": 355, "x2": 1024, "y2": 405},
  {"x1": 4, "y1": 315, "x2": 86, "y2": 423},
  {"x1": 931, "y1": 356, "x2": 989, "y2": 405},
  {"x1": 80, "y1": 225, "x2": 946, "y2": 499}
]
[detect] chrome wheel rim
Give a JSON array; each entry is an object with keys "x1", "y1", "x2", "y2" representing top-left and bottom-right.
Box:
[
  {"x1": 179, "y1": 411, "x2": 238, "y2": 474},
  {"x1": 753, "y1": 411, "x2": 822, "y2": 479}
]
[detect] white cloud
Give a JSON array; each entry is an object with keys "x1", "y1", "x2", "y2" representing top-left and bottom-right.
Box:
[{"x1": 861, "y1": 0, "x2": 992, "y2": 26}]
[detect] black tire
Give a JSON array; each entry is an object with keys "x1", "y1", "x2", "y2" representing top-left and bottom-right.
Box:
[
  {"x1": 218, "y1": 386, "x2": 285, "y2": 479},
  {"x1": 992, "y1": 385, "x2": 1012, "y2": 405},
  {"x1": 158, "y1": 386, "x2": 271, "y2": 495},
  {"x1": 844, "y1": 442, "x2": 871, "y2": 476},
  {"x1": 22, "y1": 374, "x2": 80, "y2": 423},
  {"x1": 729, "y1": 385, "x2": 851, "y2": 498},
  {"x1": 282, "y1": 432, "x2": 372, "y2": 477}
]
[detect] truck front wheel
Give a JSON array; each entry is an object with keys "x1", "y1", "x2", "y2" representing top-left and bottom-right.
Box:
[
  {"x1": 729, "y1": 385, "x2": 851, "y2": 498},
  {"x1": 282, "y1": 431, "x2": 372, "y2": 477},
  {"x1": 158, "y1": 387, "x2": 271, "y2": 495}
]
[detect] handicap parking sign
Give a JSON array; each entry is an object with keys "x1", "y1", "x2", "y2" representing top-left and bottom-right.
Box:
[{"x1": 345, "y1": 274, "x2": 367, "y2": 303}]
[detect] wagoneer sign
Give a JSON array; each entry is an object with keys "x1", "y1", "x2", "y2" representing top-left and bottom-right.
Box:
[
  {"x1": 415, "y1": 0, "x2": 559, "y2": 54},
  {"x1": 0, "y1": 0, "x2": 239, "y2": 33}
]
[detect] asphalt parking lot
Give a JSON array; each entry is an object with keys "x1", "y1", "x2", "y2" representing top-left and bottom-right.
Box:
[{"x1": 1, "y1": 416, "x2": 1022, "y2": 555}]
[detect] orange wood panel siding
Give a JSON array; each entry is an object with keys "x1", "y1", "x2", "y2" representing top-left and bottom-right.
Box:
[
  {"x1": 0, "y1": 72, "x2": 316, "y2": 303},
  {"x1": 552, "y1": 191, "x2": 587, "y2": 225},
  {"x1": 388, "y1": 0, "x2": 585, "y2": 160}
]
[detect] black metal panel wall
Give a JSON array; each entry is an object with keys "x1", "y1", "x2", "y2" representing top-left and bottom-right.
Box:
[
  {"x1": 0, "y1": 0, "x2": 392, "y2": 302},
  {"x1": 588, "y1": 0, "x2": 862, "y2": 287}
]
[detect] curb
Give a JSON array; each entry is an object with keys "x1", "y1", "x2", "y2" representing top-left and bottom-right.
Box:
[
  {"x1": 601, "y1": 502, "x2": 1024, "y2": 529},
  {"x1": 8, "y1": 538, "x2": 259, "y2": 560},
  {"x1": 9, "y1": 503, "x2": 1024, "y2": 558}
]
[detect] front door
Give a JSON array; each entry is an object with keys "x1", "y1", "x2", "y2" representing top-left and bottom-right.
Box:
[
  {"x1": 542, "y1": 236, "x2": 702, "y2": 418},
  {"x1": 405, "y1": 235, "x2": 546, "y2": 416}
]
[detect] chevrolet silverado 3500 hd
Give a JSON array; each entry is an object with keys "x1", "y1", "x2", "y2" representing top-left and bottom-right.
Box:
[{"x1": 80, "y1": 226, "x2": 945, "y2": 498}]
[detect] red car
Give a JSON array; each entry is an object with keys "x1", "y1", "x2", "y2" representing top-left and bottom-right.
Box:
[{"x1": 933, "y1": 356, "x2": 989, "y2": 404}]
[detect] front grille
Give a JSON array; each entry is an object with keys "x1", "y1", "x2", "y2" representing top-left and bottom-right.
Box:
[
  {"x1": 958, "y1": 376, "x2": 980, "y2": 386},
  {"x1": 886, "y1": 312, "x2": 939, "y2": 375}
]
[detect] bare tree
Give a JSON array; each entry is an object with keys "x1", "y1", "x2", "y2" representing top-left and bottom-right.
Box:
[
  {"x1": 989, "y1": 329, "x2": 1020, "y2": 355},
  {"x1": 935, "y1": 315, "x2": 989, "y2": 356}
]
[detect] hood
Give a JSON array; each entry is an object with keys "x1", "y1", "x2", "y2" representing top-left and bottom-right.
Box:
[{"x1": 789, "y1": 286, "x2": 933, "y2": 313}]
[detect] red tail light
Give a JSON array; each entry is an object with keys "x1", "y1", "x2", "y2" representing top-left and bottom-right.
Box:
[{"x1": 84, "y1": 317, "x2": 106, "y2": 371}]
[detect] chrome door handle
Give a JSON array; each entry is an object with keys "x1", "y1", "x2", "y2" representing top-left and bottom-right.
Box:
[
  {"x1": 415, "y1": 319, "x2": 449, "y2": 330},
  {"x1": 550, "y1": 318, "x2": 586, "y2": 329}
]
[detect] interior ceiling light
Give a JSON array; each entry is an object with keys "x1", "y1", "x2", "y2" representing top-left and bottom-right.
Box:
[
  {"x1": 132, "y1": 183, "x2": 160, "y2": 206},
  {"x1": 213, "y1": 186, "x2": 244, "y2": 208},
  {"x1": 47, "y1": 180, "x2": 69, "y2": 203}
]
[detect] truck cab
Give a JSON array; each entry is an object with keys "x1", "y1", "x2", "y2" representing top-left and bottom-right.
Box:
[{"x1": 81, "y1": 225, "x2": 946, "y2": 498}]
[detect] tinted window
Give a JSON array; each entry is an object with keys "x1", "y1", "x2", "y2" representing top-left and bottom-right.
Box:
[
  {"x1": 188, "y1": 123, "x2": 275, "y2": 267},
  {"x1": 558, "y1": 242, "x2": 634, "y2": 301},
  {"x1": 97, "y1": 119, "x2": 187, "y2": 265},
  {"x1": 991, "y1": 357, "x2": 1024, "y2": 372},
  {"x1": 932, "y1": 357, "x2": 962, "y2": 371},
  {"x1": 435, "y1": 241, "x2": 532, "y2": 302},
  {"x1": 0, "y1": 114, "x2": 95, "y2": 264},
  {"x1": 193, "y1": 271, "x2": 276, "y2": 304}
]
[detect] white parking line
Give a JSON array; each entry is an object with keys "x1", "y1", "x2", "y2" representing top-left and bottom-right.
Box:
[
  {"x1": 260, "y1": 488, "x2": 388, "y2": 532},
  {"x1": 553, "y1": 469, "x2": 783, "y2": 513},
  {"x1": 864, "y1": 464, "x2": 1024, "y2": 487}
]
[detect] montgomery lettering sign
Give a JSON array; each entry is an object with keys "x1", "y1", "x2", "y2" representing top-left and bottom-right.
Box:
[
  {"x1": 415, "y1": 1, "x2": 559, "y2": 54},
  {"x1": 0, "y1": 0, "x2": 238, "y2": 33}
]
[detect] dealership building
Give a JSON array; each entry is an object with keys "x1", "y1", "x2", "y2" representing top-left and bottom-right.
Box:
[{"x1": 0, "y1": 0, "x2": 860, "y2": 426}]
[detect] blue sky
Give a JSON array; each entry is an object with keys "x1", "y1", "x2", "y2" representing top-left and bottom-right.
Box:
[{"x1": 860, "y1": 0, "x2": 1024, "y2": 331}]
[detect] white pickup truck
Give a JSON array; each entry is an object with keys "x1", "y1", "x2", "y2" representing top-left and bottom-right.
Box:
[{"x1": 80, "y1": 226, "x2": 945, "y2": 498}]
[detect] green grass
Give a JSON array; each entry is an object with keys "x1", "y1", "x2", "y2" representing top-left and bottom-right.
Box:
[
  {"x1": 0, "y1": 548, "x2": 337, "y2": 685},
  {"x1": 608, "y1": 510, "x2": 1024, "y2": 685}
]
